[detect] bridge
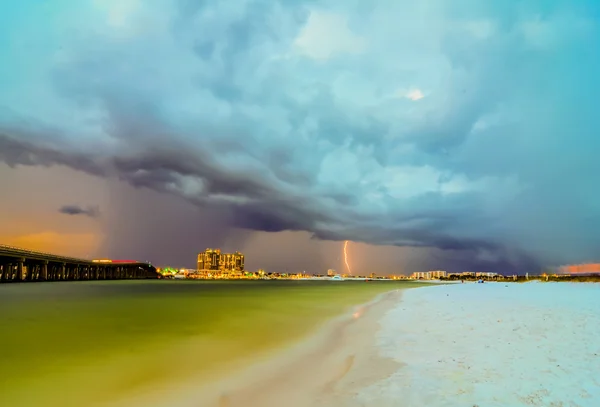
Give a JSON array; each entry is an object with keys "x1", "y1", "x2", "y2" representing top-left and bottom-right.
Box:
[{"x1": 0, "y1": 245, "x2": 160, "y2": 283}]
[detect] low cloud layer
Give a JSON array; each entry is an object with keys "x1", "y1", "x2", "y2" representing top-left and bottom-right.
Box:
[
  {"x1": 1, "y1": 0, "x2": 599, "y2": 272},
  {"x1": 59, "y1": 205, "x2": 100, "y2": 218}
]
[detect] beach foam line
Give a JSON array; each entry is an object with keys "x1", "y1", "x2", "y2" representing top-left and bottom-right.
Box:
[{"x1": 353, "y1": 282, "x2": 600, "y2": 407}]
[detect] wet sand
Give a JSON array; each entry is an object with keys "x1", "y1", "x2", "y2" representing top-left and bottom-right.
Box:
[{"x1": 107, "y1": 288, "x2": 407, "y2": 407}]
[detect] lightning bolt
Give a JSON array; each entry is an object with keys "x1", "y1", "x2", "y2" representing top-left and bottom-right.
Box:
[{"x1": 343, "y1": 240, "x2": 352, "y2": 275}]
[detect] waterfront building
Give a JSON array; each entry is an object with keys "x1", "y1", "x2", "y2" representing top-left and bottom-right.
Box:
[
  {"x1": 197, "y1": 248, "x2": 221, "y2": 272},
  {"x1": 410, "y1": 270, "x2": 447, "y2": 280},
  {"x1": 197, "y1": 249, "x2": 244, "y2": 273},
  {"x1": 475, "y1": 272, "x2": 498, "y2": 278},
  {"x1": 446, "y1": 271, "x2": 498, "y2": 279},
  {"x1": 429, "y1": 270, "x2": 447, "y2": 279},
  {"x1": 219, "y1": 251, "x2": 244, "y2": 273}
]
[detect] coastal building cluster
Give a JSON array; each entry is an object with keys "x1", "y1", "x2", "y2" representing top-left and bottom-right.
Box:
[
  {"x1": 410, "y1": 271, "x2": 501, "y2": 280},
  {"x1": 197, "y1": 248, "x2": 244, "y2": 277},
  {"x1": 155, "y1": 251, "x2": 539, "y2": 281},
  {"x1": 445, "y1": 271, "x2": 501, "y2": 280},
  {"x1": 155, "y1": 250, "x2": 399, "y2": 280},
  {"x1": 411, "y1": 270, "x2": 448, "y2": 280},
  {"x1": 157, "y1": 250, "x2": 399, "y2": 280},
  {"x1": 154, "y1": 262, "x2": 600, "y2": 282}
]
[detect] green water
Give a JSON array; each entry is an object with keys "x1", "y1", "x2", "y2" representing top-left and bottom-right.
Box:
[{"x1": 0, "y1": 280, "x2": 421, "y2": 406}]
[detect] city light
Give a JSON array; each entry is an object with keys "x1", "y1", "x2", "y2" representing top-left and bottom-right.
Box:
[{"x1": 343, "y1": 240, "x2": 352, "y2": 275}]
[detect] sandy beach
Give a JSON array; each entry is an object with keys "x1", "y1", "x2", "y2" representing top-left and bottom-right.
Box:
[
  {"x1": 354, "y1": 282, "x2": 600, "y2": 407},
  {"x1": 105, "y1": 281, "x2": 600, "y2": 407}
]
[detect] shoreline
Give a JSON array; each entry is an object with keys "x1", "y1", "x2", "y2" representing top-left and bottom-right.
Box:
[
  {"x1": 312, "y1": 288, "x2": 408, "y2": 407},
  {"x1": 1, "y1": 281, "x2": 420, "y2": 407},
  {"x1": 106, "y1": 287, "x2": 409, "y2": 407}
]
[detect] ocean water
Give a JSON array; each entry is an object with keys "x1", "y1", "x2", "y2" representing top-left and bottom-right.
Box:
[
  {"x1": 357, "y1": 282, "x2": 600, "y2": 407},
  {"x1": 0, "y1": 279, "x2": 412, "y2": 407}
]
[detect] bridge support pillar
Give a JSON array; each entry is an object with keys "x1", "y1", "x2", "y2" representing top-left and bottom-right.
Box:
[
  {"x1": 41, "y1": 261, "x2": 48, "y2": 281},
  {"x1": 16, "y1": 258, "x2": 24, "y2": 281}
]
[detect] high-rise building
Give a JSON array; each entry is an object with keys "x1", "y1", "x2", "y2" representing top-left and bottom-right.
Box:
[
  {"x1": 234, "y1": 251, "x2": 245, "y2": 271},
  {"x1": 197, "y1": 248, "x2": 221, "y2": 271},
  {"x1": 219, "y1": 251, "x2": 245, "y2": 272},
  {"x1": 197, "y1": 249, "x2": 244, "y2": 272}
]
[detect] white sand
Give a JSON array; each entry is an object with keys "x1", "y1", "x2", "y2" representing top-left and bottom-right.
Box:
[
  {"x1": 353, "y1": 282, "x2": 600, "y2": 407},
  {"x1": 104, "y1": 282, "x2": 600, "y2": 407}
]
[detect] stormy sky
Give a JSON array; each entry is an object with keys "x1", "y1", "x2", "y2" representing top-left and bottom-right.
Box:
[{"x1": 1, "y1": 0, "x2": 599, "y2": 274}]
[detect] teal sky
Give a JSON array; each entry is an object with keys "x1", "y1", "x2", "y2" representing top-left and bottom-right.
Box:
[{"x1": 1, "y1": 0, "x2": 599, "y2": 273}]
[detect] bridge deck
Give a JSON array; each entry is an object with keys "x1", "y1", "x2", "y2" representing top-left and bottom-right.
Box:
[
  {"x1": 0, "y1": 244, "x2": 98, "y2": 264},
  {"x1": 0, "y1": 244, "x2": 159, "y2": 283}
]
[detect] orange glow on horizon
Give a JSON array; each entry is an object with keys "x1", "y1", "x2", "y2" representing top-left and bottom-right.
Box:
[
  {"x1": 1, "y1": 231, "x2": 100, "y2": 258},
  {"x1": 561, "y1": 263, "x2": 600, "y2": 274}
]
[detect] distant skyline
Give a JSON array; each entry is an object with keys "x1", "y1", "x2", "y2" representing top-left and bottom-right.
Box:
[{"x1": 1, "y1": 1, "x2": 599, "y2": 274}]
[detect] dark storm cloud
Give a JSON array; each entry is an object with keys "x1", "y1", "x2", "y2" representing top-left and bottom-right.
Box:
[
  {"x1": 59, "y1": 205, "x2": 100, "y2": 218},
  {"x1": 0, "y1": 133, "x2": 107, "y2": 177},
  {"x1": 1, "y1": 0, "x2": 600, "y2": 273}
]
